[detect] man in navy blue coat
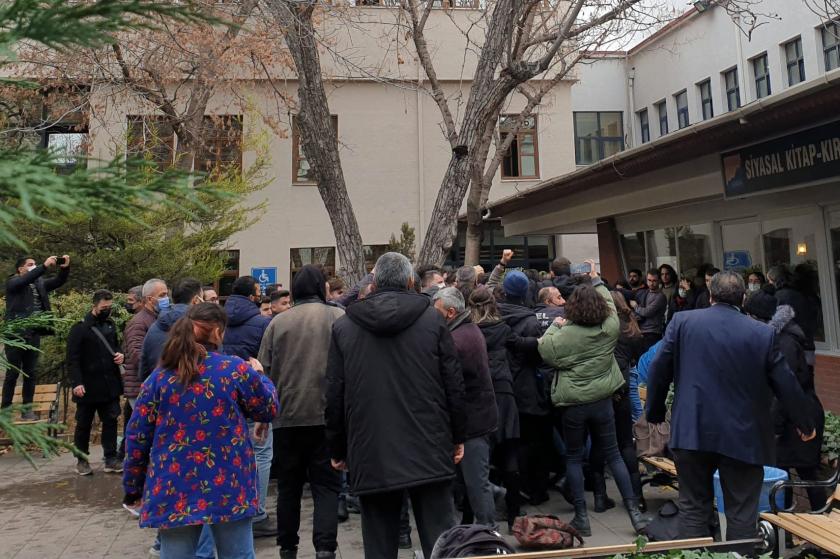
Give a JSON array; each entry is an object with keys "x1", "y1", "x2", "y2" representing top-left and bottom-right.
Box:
[{"x1": 646, "y1": 271, "x2": 815, "y2": 541}]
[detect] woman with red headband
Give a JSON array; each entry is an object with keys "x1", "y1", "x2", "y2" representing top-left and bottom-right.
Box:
[{"x1": 123, "y1": 302, "x2": 279, "y2": 559}]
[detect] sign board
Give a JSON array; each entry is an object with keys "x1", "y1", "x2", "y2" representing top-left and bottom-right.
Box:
[
  {"x1": 251, "y1": 267, "x2": 277, "y2": 294},
  {"x1": 723, "y1": 251, "x2": 752, "y2": 271},
  {"x1": 721, "y1": 120, "x2": 840, "y2": 198}
]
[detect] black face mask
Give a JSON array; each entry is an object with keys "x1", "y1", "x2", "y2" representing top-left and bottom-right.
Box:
[
  {"x1": 124, "y1": 303, "x2": 137, "y2": 314},
  {"x1": 97, "y1": 308, "x2": 112, "y2": 321}
]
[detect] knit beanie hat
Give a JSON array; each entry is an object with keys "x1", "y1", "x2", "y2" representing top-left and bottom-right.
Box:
[
  {"x1": 503, "y1": 270, "x2": 529, "y2": 299},
  {"x1": 743, "y1": 289, "x2": 777, "y2": 321}
]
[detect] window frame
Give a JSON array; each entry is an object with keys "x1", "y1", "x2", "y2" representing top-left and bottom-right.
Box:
[
  {"x1": 784, "y1": 37, "x2": 806, "y2": 86},
  {"x1": 752, "y1": 52, "x2": 772, "y2": 99},
  {"x1": 674, "y1": 90, "x2": 689, "y2": 129},
  {"x1": 500, "y1": 114, "x2": 540, "y2": 179},
  {"x1": 656, "y1": 100, "x2": 668, "y2": 136},
  {"x1": 822, "y1": 22, "x2": 840, "y2": 71},
  {"x1": 214, "y1": 249, "x2": 240, "y2": 302},
  {"x1": 724, "y1": 67, "x2": 741, "y2": 111},
  {"x1": 292, "y1": 115, "x2": 338, "y2": 185},
  {"x1": 638, "y1": 109, "x2": 650, "y2": 144},
  {"x1": 572, "y1": 111, "x2": 624, "y2": 166},
  {"x1": 698, "y1": 79, "x2": 714, "y2": 120}
]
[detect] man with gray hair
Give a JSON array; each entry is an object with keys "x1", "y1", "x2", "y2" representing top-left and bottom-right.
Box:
[
  {"x1": 118, "y1": 278, "x2": 168, "y2": 460},
  {"x1": 647, "y1": 271, "x2": 816, "y2": 541},
  {"x1": 455, "y1": 265, "x2": 477, "y2": 300},
  {"x1": 326, "y1": 252, "x2": 466, "y2": 559},
  {"x1": 433, "y1": 287, "x2": 498, "y2": 528}
]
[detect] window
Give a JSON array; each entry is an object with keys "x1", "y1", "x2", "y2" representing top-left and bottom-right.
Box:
[
  {"x1": 290, "y1": 247, "x2": 335, "y2": 280},
  {"x1": 363, "y1": 245, "x2": 390, "y2": 272},
  {"x1": 829, "y1": 210, "x2": 840, "y2": 342},
  {"x1": 446, "y1": 221, "x2": 555, "y2": 272},
  {"x1": 46, "y1": 131, "x2": 88, "y2": 174},
  {"x1": 573, "y1": 112, "x2": 623, "y2": 165},
  {"x1": 292, "y1": 115, "x2": 338, "y2": 184},
  {"x1": 675, "y1": 91, "x2": 689, "y2": 129},
  {"x1": 753, "y1": 53, "x2": 771, "y2": 98},
  {"x1": 822, "y1": 22, "x2": 840, "y2": 71},
  {"x1": 127, "y1": 115, "x2": 176, "y2": 170},
  {"x1": 656, "y1": 101, "x2": 668, "y2": 136},
  {"x1": 638, "y1": 109, "x2": 650, "y2": 144},
  {"x1": 698, "y1": 80, "x2": 714, "y2": 120},
  {"x1": 197, "y1": 115, "x2": 242, "y2": 175},
  {"x1": 500, "y1": 115, "x2": 539, "y2": 178},
  {"x1": 215, "y1": 250, "x2": 240, "y2": 299},
  {"x1": 724, "y1": 68, "x2": 741, "y2": 111},
  {"x1": 784, "y1": 37, "x2": 806, "y2": 86}
]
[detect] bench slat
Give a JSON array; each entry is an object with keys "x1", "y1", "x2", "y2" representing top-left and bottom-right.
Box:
[
  {"x1": 468, "y1": 538, "x2": 715, "y2": 559},
  {"x1": 642, "y1": 456, "x2": 677, "y2": 476},
  {"x1": 6, "y1": 393, "x2": 57, "y2": 403},
  {"x1": 760, "y1": 513, "x2": 840, "y2": 556},
  {"x1": 11, "y1": 384, "x2": 58, "y2": 394}
]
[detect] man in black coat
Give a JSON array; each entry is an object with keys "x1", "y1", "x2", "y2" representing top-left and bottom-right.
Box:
[
  {"x1": 2, "y1": 255, "x2": 70, "y2": 415},
  {"x1": 326, "y1": 252, "x2": 466, "y2": 559},
  {"x1": 67, "y1": 290, "x2": 125, "y2": 476},
  {"x1": 433, "y1": 287, "x2": 497, "y2": 528},
  {"x1": 646, "y1": 271, "x2": 816, "y2": 541}
]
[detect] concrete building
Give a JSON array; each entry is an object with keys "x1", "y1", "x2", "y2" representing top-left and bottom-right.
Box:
[{"x1": 489, "y1": 1, "x2": 840, "y2": 412}]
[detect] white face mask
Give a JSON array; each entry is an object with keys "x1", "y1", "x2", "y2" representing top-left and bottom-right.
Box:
[
  {"x1": 25, "y1": 264, "x2": 36, "y2": 272},
  {"x1": 678, "y1": 288, "x2": 687, "y2": 298},
  {"x1": 747, "y1": 283, "x2": 761, "y2": 292}
]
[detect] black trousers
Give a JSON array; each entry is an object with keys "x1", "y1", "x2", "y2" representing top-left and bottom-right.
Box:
[
  {"x1": 518, "y1": 413, "x2": 553, "y2": 500},
  {"x1": 359, "y1": 481, "x2": 455, "y2": 559},
  {"x1": 2, "y1": 345, "x2": 40, "y2": 407},
  {"x1": 590, "y1": 393, "x2": 643, "y2": 500},
  {"x1": 74, "y1": 399, "x2": 121, "y2": 460},
  {"x1": 274, "y1": 426, "x2": 341, "y2": 553},
  {"x1": 640, "y1": 332, "x2": 662, "y2": 354},
  {"x1": 673, "y1": 449, "x2": 763, "y2": 540}
]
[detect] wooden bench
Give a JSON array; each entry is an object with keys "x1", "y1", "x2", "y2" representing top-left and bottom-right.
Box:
[
  {"x1": 465, "y1": 537, "x2": 765, "y2": 559},
  {"x1": 0, "y1": 383, "x2": 62, "y2": 444},
  {"x1": 759, "y1": 463, "x2": 840, "y2": 557}
]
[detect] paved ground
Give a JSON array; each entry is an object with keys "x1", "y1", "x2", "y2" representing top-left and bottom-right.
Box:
[{"x1": 0, "y1": 445, "x2": 677, "y2": 559}]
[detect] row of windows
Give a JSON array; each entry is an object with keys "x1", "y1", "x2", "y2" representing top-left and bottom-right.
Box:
[{"x1": 637, "y1": 23, "x2": 840, "y2": 144}]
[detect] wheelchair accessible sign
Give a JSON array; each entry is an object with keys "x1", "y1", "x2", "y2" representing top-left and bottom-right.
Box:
[{"x1": 251, "y1": 267, "x2": 277, "y2": 294}]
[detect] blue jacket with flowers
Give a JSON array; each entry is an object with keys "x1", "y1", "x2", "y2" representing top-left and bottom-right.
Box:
[{"x1": 123, "y1": 351, "x2": 279, "y2": 529}]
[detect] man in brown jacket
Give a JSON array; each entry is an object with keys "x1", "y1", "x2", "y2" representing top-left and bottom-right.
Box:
[
  {"x1": 118, "y1": 278, "x2": 168, "y2": 460},
  {"x1": 258, "y1": 265, "x2": 344, "y2": 559}
]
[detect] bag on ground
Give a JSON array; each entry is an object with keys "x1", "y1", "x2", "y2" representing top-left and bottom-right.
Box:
[
  {"x1": 511, "y1": 515, "x2": 584, "y2": 549},
  {"x1": 430, "y1": 524, "x2": 516, "y2": 557},
  {"x1": 643, "y1": 499, "x2": 681, "y2": 541},
  {"x1": 634, "y1": 411, "x2": 671, "y2": 457}
]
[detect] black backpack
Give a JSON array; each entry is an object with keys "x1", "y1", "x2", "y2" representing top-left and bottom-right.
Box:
[
  {"x1": 644, "y1": 500, "x2": 681, "y2": 542},
  {"x1": 430, "y1": 524, "x2": 517, "y2": 558}
]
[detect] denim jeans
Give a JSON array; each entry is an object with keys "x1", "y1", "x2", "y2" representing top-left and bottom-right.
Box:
[
  {"x1": 195, "y1": 525, "x2": 215, "y2": 559},
  {"x1": 628, "y1": 367, "x2": 643, "y2": 422},
  {"x1": 559, "y1": 397, "x2": 637, "y2": 508},
  {"x1": 159, "y1": 517, "x2": 254, "y2": 559},
  {"x1": 250, "y1": 421, "x2": 273, "y2": 522},
  {"x1": 458, "y1": 436, "x2": 496, "y2": 528}
]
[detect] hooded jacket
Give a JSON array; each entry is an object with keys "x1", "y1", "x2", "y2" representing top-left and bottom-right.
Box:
[
  {"x1": 325, "y1": 288, "x2": 466, "y2": 495},
  {"x1": 538, "y1": 274, "x2": 576, "y2": 299},
  {"x1": 769, "y1": 305, "x2": 824, "y2": 468},
  {"x1": 448, "y1": 312, "x2": 497, "y2": 440},
  {"x1": 140, "y1": 304, "x2": 189, "y2": 380},
  {"x1": 67, "y1": 312, "x2": 123, "y2": 404},
  {"x1": 223, "y1": 295, "x2": 271, "y2": 360},
  {"x1": 498, "y1": 301, "x2": 546, "y2": 416},
  {"x1": 258, "y1": 265, "x2": 344, "y2": 429}
]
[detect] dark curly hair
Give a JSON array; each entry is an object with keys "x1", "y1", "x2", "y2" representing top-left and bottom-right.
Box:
[{"x1": 564, "y1": 284, "x2": 611, "y2": 327}]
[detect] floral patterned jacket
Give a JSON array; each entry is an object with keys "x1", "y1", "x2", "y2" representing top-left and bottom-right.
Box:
[{"x1": 123, "y1": 351, "x2": 279, "y2": 529}]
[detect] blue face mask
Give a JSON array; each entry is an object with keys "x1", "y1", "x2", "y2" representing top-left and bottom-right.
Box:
[{"x1": 156, "y1": 296, "x2": 170, "y2": 313}]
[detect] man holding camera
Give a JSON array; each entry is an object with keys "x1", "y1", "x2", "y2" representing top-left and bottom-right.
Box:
[{"x1": 2, "y1": 255, "x2": 70, "y2": 418}]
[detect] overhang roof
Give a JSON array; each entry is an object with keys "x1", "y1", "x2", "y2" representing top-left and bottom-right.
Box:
[{"x1": 488, "y1": 70, "x2": 840, "y2": 218}]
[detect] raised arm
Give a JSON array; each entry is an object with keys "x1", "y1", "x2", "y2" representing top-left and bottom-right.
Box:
[{"x1": 487, "y1": 249, "x2": 514, "y2": 289}]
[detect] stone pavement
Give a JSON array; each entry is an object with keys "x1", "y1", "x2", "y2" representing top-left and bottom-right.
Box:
[{"x1": 0, "y1": 445, "x2": 676, "y2": 559}]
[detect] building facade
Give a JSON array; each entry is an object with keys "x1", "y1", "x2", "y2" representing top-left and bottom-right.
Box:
[{"x1": 491, "y1": 1, "x2": 840, "y2": 412}]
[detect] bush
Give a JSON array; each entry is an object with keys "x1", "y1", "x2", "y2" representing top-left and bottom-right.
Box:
[{"x1": 823, "y1": 410, "x2": 840, "y2": 463}]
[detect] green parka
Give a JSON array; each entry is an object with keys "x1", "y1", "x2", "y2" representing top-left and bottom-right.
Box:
[{"x1": 538, "y1": 281, "x2": 625, "y2": 407}]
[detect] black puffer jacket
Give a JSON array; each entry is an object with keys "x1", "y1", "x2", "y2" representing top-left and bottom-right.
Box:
[
  {"x1": 770, "y1": 305, "x2": 824, "y2": 469},
  {"x1": 498, "y1": 302, "x2": 545, "y2": 416},
  {"x1": 67, "y1": 313, "x2": 123, "y2": 404},
  {"x1": 325, "y1": 288, "x2": 467, "y2": 495},
  {"x1": 538, "y1": 274, "x2": 576, "y2": 299},
  {"x1": 477, "y1": 320, "x2": 532, "y2": 443},
  {"x1": 534, "y1": 304, "x2": 565, "y2": 335}
]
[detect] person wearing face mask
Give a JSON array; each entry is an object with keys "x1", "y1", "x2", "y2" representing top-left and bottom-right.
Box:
[
  {"x1": 2, "y1": 254, "x2": 70, "y2": 416},
  {"x1": 124, "y1": 286, "x2": 143, "y2": 315},
  {"x1": 139, "y1": 278, "x2": 202, "y2": 381},
  {"x1": 747, "y1": 271, "x2": 765, "y2": 294},
  {"x1": 123, "y1": 303, "x2": 279, "y2": 559},
  {"x1": 67, "y1": 290, "x2": 125, "y2": 476}
]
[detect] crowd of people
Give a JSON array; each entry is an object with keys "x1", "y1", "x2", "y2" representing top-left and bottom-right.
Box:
[{"x1": 1, "y1": 249, "x2": 827, "y2": 559}]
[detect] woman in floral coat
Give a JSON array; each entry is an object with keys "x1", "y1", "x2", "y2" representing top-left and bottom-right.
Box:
[{"x1": 123, "y1": 303, "x2": 279, "y2": 559}]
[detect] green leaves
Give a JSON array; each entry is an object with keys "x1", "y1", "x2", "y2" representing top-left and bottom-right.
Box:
[{"x1": 823, "y1": 411, "x2": 840, "y2": 463}]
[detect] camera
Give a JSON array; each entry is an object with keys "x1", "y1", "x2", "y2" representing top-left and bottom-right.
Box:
[{"x1": 56, "y1": 256, "x2": 66, "y2": 266}]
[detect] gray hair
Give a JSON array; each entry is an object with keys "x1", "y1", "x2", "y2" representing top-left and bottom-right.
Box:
[
  {"x1": 128, "y1": 285, "x2": 143, "y2": 299},
  {"x1": 455, "y1": 265, "x2": 476, "y2": 287},
  {"x1": 373, "y1": 252, "x2": 414, "y2": 290},
  {"x1": 141, "y1": 278, "x2": 167, "y2": 297},
  {"x1": 433, "y1": 287, "x2": 465, "y2": 313},
  {"x1": 710, "y1": 271, "x2": 745, "y2": 307}
]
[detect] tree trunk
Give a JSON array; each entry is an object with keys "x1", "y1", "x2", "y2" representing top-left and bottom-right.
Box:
[{"x1": 266, "y1": 0, "x2": 366, "y2": 284}]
